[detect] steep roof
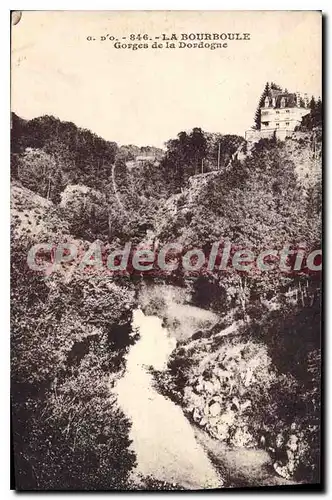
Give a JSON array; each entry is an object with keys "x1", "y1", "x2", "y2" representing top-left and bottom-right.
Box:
[{"x1": 264, "y1": 90, "x2": 298, "y2": 108}]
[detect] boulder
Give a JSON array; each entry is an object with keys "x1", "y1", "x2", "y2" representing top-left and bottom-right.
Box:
[
  {"x1": 287, "y1": 434, "x2": 299, "y2": 452},
  {"x1": 203, "y1": 404, "x2": 210, "y2": 416},
  {"x1": 240, "y1": 399, "x2": 252, "y2": 412},
  {"x1": 203, "y1": 380, "x2": 215, "y2": 394},
  {"x1": 200, "y1": 416, "x2": 209, "y2": 427},
  {"x1": 275, "y1": 432, "x2": 284, "y2": 448},
  {"x1": 273, "y1": 435, "x2": 300, "y2": 480},
  {"x1": 231, "y1": 426, "x2": 256, "y2": 448},
  {"x1": 273, "y1": 462, "x2": 292, "y2": 480},
  {"x1": 215, "y1": 368, "x2": 231, "y2": 384},
  {"x1": 211, "y1": 376, "x2": 221, "y2": 392},
  {"x1": 215, "y1": 422, "x2": 229, "y2": 441},
  {"x1": 194, "y1": 376, "x2": 204, "y2": 393},
  {"x1": 208, "y1": 416, "x2": 221, "y2": 428},
  {"x1": 209, "y1": 402, "x2": 221, "y2": 417},
  {"x1": 260, "y1": 435, "x2": 266, "y2": 447},
  {"x1": 192, "y1": 408, "x2": 201, "y2": 423},
  {"x1": 231, "y1": 396, "x2": 240, "y2": 411},
  {"x1": 194, "y1": 382, "x2": 204, "y2": 394},
  {"x1": 219, "y1": 409, "x2": 236, "y2": 426},
  {"x1": 244, "y1": 367, "x2": 253, "y2": 387},
  {"x1": 184, "y1": 387, "x2": 204, "y2": 409}
]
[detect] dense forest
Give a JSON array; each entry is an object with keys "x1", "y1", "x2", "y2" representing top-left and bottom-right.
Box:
[{"x1": 11, "y1": 108, "x2": 321, "y2": 488}]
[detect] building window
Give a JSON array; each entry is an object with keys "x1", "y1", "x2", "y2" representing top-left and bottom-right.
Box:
[
  {"x1": 276, "y1": 123, "x2": 280, "y2": 127},
  {"x1": 276, "y1": 110, "x2": 280, "y2": 114},
  {"x1": 262, "y1": 121, "x2": 269, "y2": 127},
  {"x1": 286, "y1": 122, "x2": 290, "y2": 126},
  {"x1": 286, "y1": 109, "x2": 290, "y2": 113}
]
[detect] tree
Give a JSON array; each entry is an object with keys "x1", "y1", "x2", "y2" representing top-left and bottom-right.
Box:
[
  {"x1": 60, "y1": 184, "x2": 109, "y2": 240},
  {"x1": 161, "y1": 131, "x2": 190, "y2": 189},
  {"x1": 11, "y1": 213, "x2": 137, "y2": 489},
  {"x1": 270, "y1": 82, "x2": 282, "y2": 91},
  {"x1": 253, "y1": 82, "x2": 284, "y2": 130},
  {"x1": 161, "y1": 128, "x2": 209, "y2": 192},
  {"x1": 209, "y1": 134, "x2": 244, "y2": 170},
  {"x1": 310, "y1": 96, "x2": 316, "y2": 110},
  {"x1": 253, "y1": 82, "x2": 270, "y2": 130},
  {"x1": 299, "y1": 97, "x2": 322, "y2": 130},
  {"x1": 11, "y1": 113, "x2": 119, "y2": 195},
  {"x1": 17, "y1": 148, "x2": 63, "y2": 202},
  {"x1": 190, "y1": 127, "x2": 207, "y2": 174}
]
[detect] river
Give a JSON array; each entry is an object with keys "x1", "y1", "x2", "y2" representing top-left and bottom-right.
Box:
[{"x1": 114, "y1": 308, "x2": 223, "y2": 490}]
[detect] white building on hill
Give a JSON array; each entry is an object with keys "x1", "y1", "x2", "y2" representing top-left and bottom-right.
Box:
[{"x1": 246, "y1": 89, "x2": 311, "y2": 142}]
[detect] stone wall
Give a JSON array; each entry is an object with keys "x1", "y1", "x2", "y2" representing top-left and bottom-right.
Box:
[{"x1": 245, "y1": 128, "x2": 290, "y2": 144}]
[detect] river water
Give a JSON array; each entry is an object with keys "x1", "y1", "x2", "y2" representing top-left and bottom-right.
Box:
[{"x1": 114, "y1": 309, "x2": 223, "y2": 490}]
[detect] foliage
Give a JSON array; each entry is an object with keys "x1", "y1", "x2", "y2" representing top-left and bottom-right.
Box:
[
  {"x1": 11, "y1": 113, "x2": 118, "y2": 195},
  {"x1": 205, "y1": 133, "x2": 244, "y2": 170},
  {"x1": 253, "y1": 82, "x2": 270, "y2": 130},
  {"x1": 11, "y1": 202, "x2": 137, "y2": 489},
  {"x1": 298, "y1": 97, "x2": 322, "y2": 130},
  {"x1": 160, "y1": 128, "x2": 244, "y2": 194},
  {"x1": 155, "y1": 137, "x2": 321, "y2": 319},
  {"x1": 116, "y1": 144, "x2": 164, "y2": 163},
  {"x1": 60, "y1": 184, "x2": 109, "y2": 241},
  {"x1": 161, "y1": 128, "x2": 208, "y2": 191},
  {"x1": 16, "y1": 148, "x2": 63, "y2": 203}
]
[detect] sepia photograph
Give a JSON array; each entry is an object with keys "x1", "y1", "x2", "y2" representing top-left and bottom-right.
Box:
[{"x1": 10, "y1": 9, "x2": 322, "y2": 491}]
